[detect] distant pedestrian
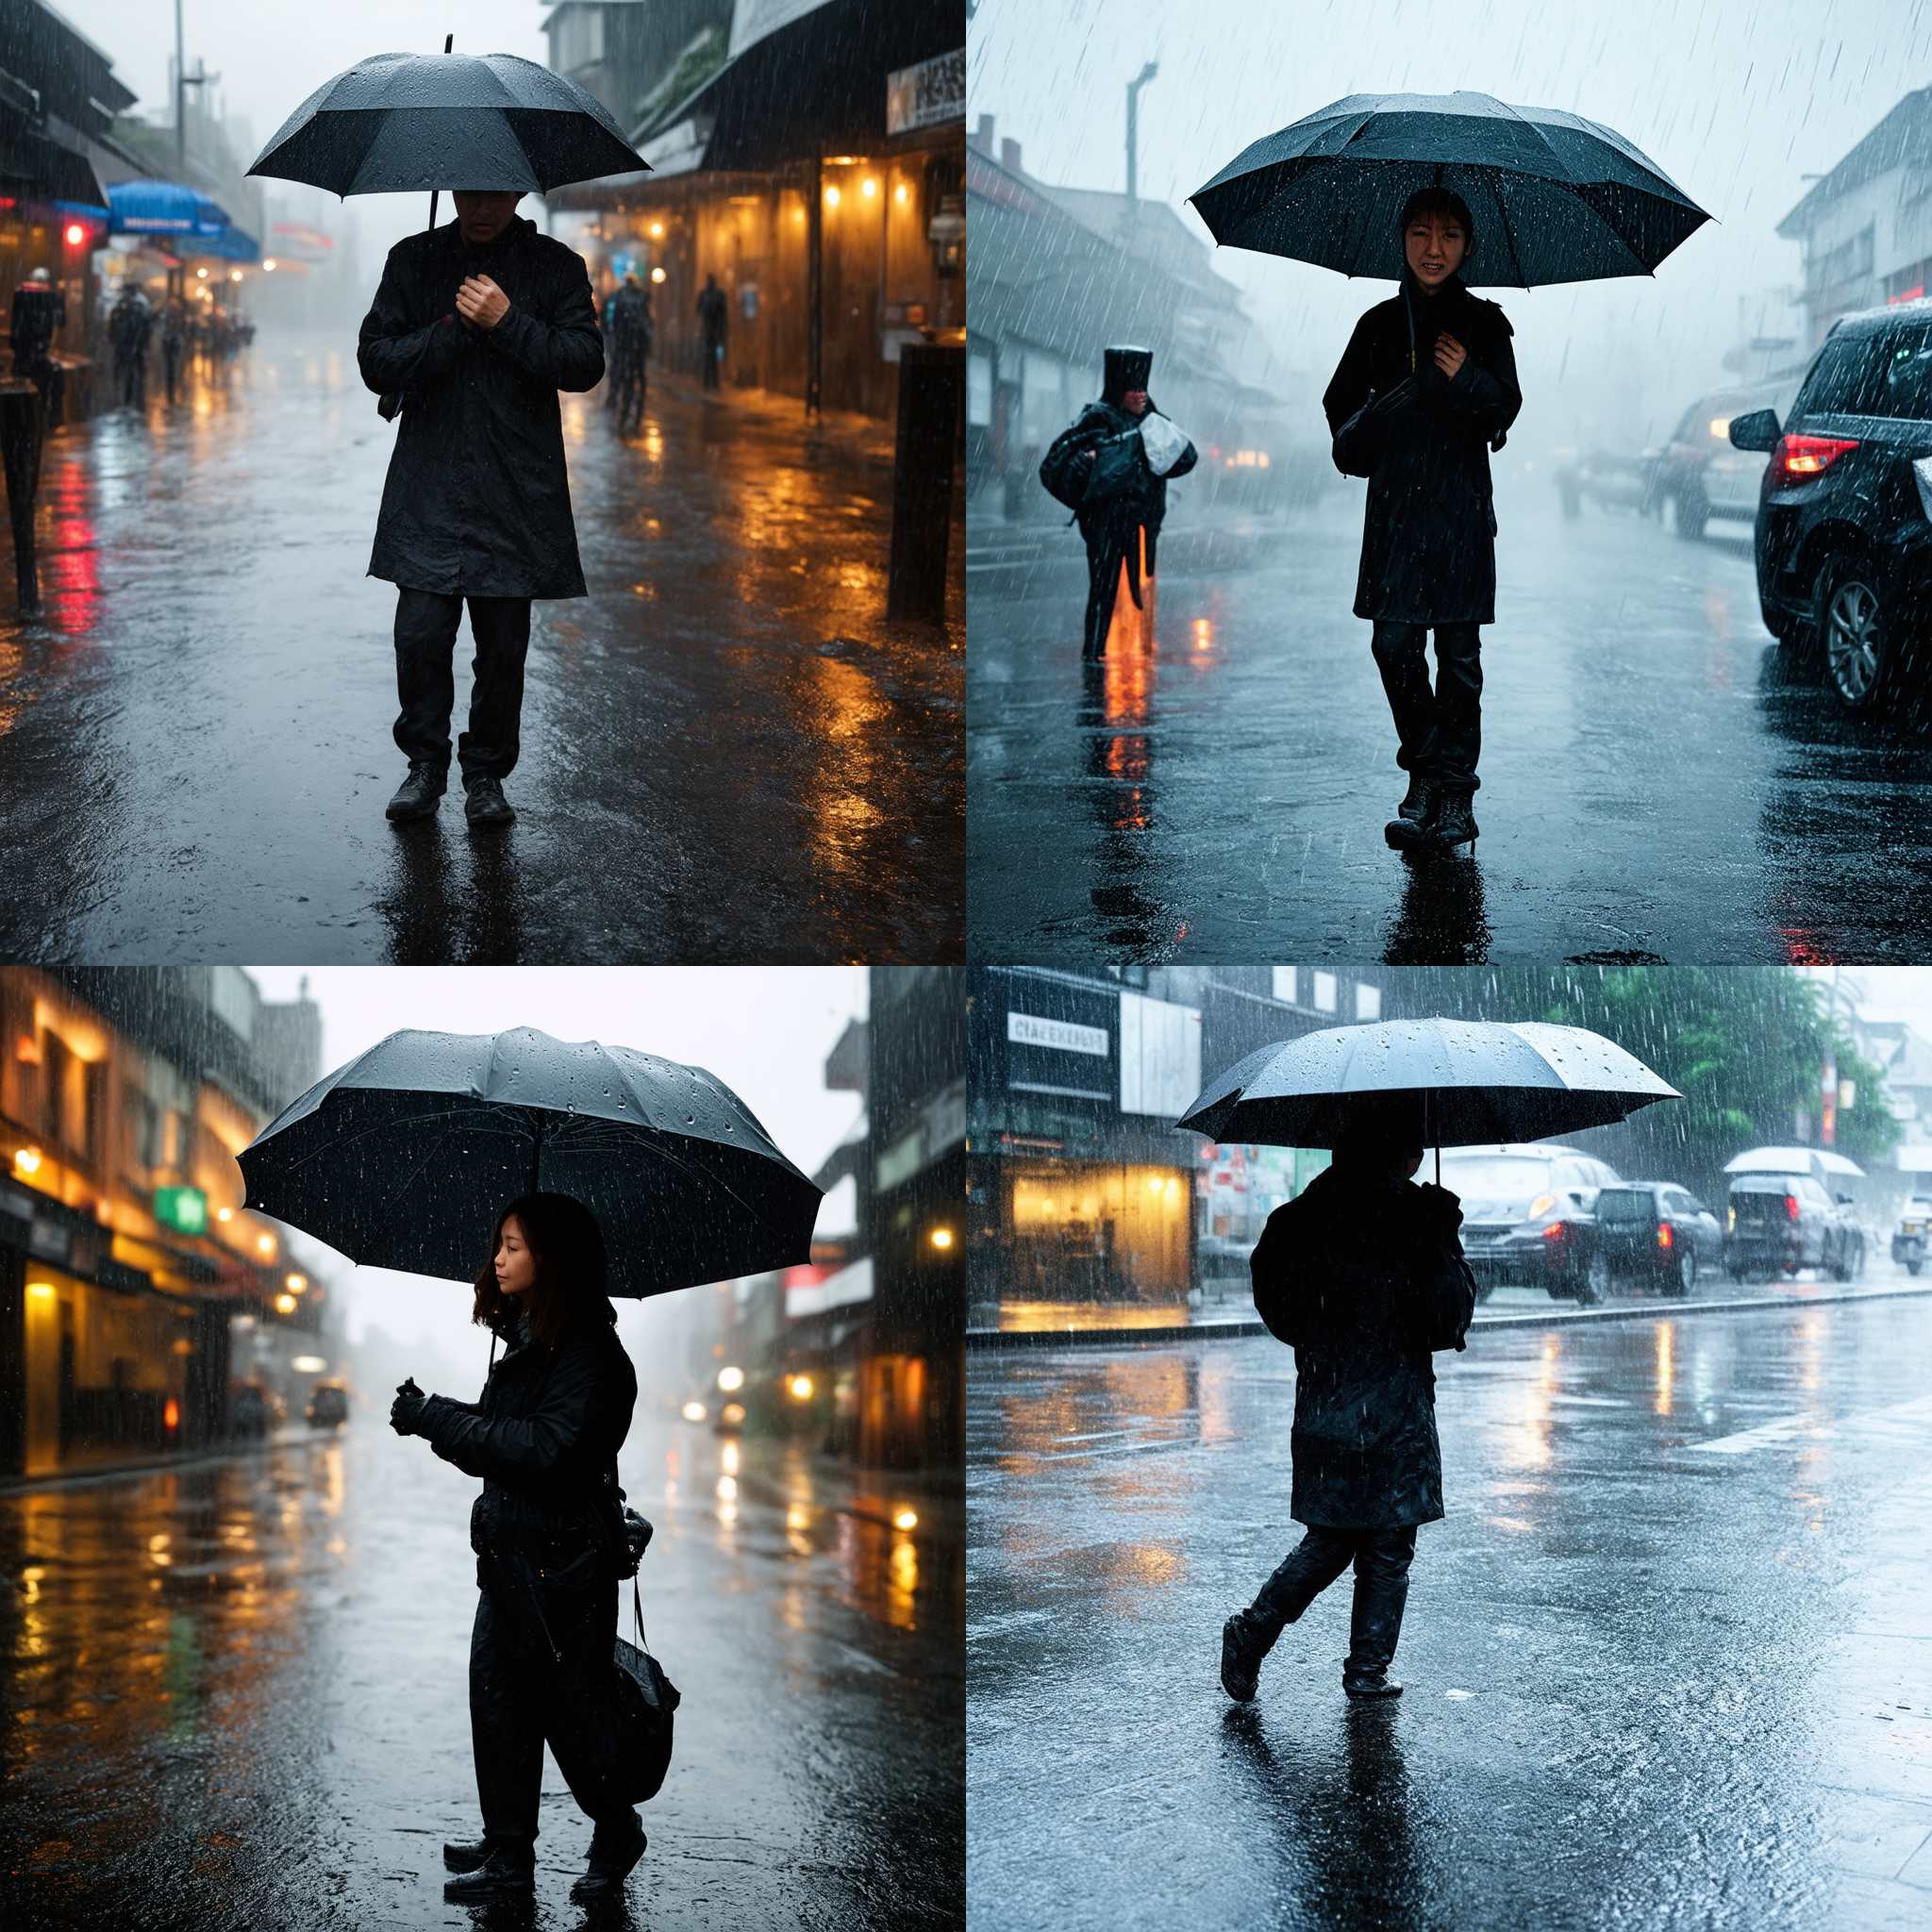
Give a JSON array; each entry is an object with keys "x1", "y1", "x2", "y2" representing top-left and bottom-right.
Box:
[
  {"x1": 1039, "y1": 345, "x2": 1197, "y2": 661},
  {"x1": 696, "y1": 274, "x2": 727, "y2": 390},
  {"x1": 387, "y1": 1193, "x2": 652, "y2": 1907},
  {"x1": 1323, "y1": 187, "x2": 1522, "y2": 856},
  {"x1": 10, "y1": 267, "x2": 65, "y2": 424},
  {"x1": 159, "y1": 297, "x2": 188, "y2": 404},
  {"x1": 608, "y1": 272, "x2": 651, "y2": 431},
  {"x1": 107, "y1": 288, "x2": 151, "y2": 408},
  {"x1": 358, "y1": 189, "x2": 604, "y2": 830},
  {"x1": 1219, "y1": 1095, "x2": 1475, "y2": 1706}
]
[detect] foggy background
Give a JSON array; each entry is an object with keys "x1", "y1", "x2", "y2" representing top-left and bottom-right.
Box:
[
  {"x1": 243, "y1": 966, "x2": 865, "y2": 1404},
  {"x1": 56, "y1": 0, "x2": 550, "y2": 302},
  {"x1": 968, "y1": 0, "x2": 1932, "y2": 449}
]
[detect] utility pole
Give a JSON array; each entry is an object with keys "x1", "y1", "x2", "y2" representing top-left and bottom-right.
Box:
[{"x1": 1125, "y1": 60, "x2": 1158, "y2": 203}]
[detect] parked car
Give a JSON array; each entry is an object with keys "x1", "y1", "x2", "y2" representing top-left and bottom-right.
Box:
[
  {"x1": 1891, "y1": 1197, "x2": 1932, "y2": 1276},
  {"x1": 1439, "y1": 1143, "x2": 1624, "y2": 1305},
  {"x1": 230, "y1": 1379, "x2": 281, "y2": 1438},
  {"x1": 1653, "y1": 377, "x2": 1794, "y2": 539},
  {"x1": 1728, "y1": 301, "x2": 1932, "y2": 714},
  {"x1": 1553, "y1": 446, "x2": 1652, "y2": 519},
  {"x1": 1591, "y1": 1182, "x2": 1724, "y2": 1295},
  {"x1": 1723, "y1": 1174, "x2": 1865, "y2": 1282},
  {"x1": 306, "y1": 1381, "x2": 349, "y2": 1428}
]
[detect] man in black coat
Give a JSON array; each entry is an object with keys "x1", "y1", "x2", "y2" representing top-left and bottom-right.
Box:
[
  {"x1": 696, "y1": 274, "x2": 727, "y2": 390},
  {"x1": 108, "y1": 288, "x2": 151, "y2": 408},
  {"x1": 1323, "y1": 189, "x2": 1522, "y2": 853},
  {"x1": 1040, "y1": 345, "x2": 1198, "y2": 661},
  {"x1": 358, "y1": 190, "x2": 604, "y2": 829},
  {"x1": 1220, "y1": 1095, "x2": 1476, "y2": 1704}
]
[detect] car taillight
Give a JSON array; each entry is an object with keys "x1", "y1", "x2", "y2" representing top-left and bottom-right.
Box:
[
  {"x1": 1786, "y1": 1193, "x2": 1801, "y2": 1223},
  {"x1": 1771, "y1": 434, "x2": 1858, "y2": 487},
  {"x1": 1657, "y1": 1223, "x2": 1674, "y2": 1248},
  {"x1": 1541, "y1": 1222, "x2": 1567, "y2": 1242}
]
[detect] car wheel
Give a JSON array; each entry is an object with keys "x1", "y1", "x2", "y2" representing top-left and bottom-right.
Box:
[
  {"x1": 1575, "y1": 1253, "x2": 1610, "y2": 1306},
  {"x1": 1672, "y1": 1249, "x2": 1697, "y2": 1298},
  {"x1": 1818, "y1": 558, "x2": 1896, "y2": 715},
  {"x1": 1674, "y1": 488, "x2": 1708, "y2": 541},
  {"x1": 1908, "y1": 1259, "x2": 1923, "y2": 1278}
]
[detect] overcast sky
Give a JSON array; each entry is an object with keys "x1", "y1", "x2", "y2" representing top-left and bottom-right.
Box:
[
  {"x1": 242, "y1": 967, "x2": 865, "y2": 1381},
  {"x1": 971, "y1": 0, "x2": 1932, "y2": 446}
]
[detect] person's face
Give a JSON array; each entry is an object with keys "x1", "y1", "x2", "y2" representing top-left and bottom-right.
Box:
[
  {"x1": 453, "y1": 191, "x2": 524, "y2": 244},
  {"x1": 1405, "y1": 1150, "x2": 1425, "y2": 1179},
  {"x1": 1406, "y1": 212, "x2": 1467, "y2": 288},
  {"x1": 494, "y1": 1215, "x2": 537, "y2": 1295},
  {"x1": 1121, "y1": 388, "x2": 1149, "y2": 415}
]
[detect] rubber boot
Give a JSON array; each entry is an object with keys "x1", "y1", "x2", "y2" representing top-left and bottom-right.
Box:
[
  {"x1": 1341, "y1": 1546, "x2": 1412, "y2": 1699},
  {"x1": 571, "y1": 1810, "x2": 648, "y2": 1904}
]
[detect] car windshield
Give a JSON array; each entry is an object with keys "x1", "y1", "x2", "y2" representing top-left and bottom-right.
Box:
[
  {"x1": 1594, "y1": 1190, "x2": 1653, "y2": 1223},
  {"x1": 1796, "y1": 325, "x2": 1932, "y2": 420},
  {"x1": 1440, "y1": 1156, "x2": 1550, "y2": 1199}
]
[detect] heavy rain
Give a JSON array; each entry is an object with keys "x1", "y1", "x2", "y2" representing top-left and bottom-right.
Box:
[
  {"x1": 0, "y1": 3, "x2": 967, "y2": 965},
  {"x1": 965, "y1": 0, "x2": 1932, "y2": 965},
  {"x1": 964, "y1": 961, "x2": 1932, "y2": 1929},
  {"x1": 0, "y1": 964, "x2": 966, "y2": 1926}
]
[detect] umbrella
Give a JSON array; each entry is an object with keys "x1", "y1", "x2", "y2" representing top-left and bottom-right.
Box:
[
  {"x1": 1175, "y1": 1018, "x2": 1680, "y2": 1163},
  {"x1": 246, "y1": 49, "x2": 651, "y2": 199},
  {"x1": 1191, "y1": 91, "x2": 1710, "y2": 289},
  {"x1": 1724, "y1": 1146, "x2": 1865, "y2": 1180},
  {"x1": 237, "y1": 1027, "x2": 822, "y2": 1299}
]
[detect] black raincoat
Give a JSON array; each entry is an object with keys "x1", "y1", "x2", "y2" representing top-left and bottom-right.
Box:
[
  {"x1": 358, "y1": 213, "x2": 604, "y2": 600},
  {"x1": 1322, "y1": 274, "x2": 1521, "y2": 625},
  {"x1": 1251, "y1": 1163, "x2": 1476, "y2": 1529}
]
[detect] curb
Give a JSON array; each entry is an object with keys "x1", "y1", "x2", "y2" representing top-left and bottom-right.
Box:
[
  {"x1": 0, "y1": 1424, "x2": 325, "y2": 1494},
  {"x1": 964, "y1": 1282, "x2": 1932, "y2": 1352}
]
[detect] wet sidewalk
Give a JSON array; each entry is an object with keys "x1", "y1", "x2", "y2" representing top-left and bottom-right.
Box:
[
  {"x1": 0, "y1": 1398, "x2": 963, "y2": 1929},
  {"x1": 0, "y1": 330, "x2": 962, "y2": 962}
]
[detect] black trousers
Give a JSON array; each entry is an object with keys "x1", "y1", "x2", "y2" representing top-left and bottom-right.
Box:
[
  {"x1": 1371, "y1": 621, "x2": 1483, "y2": 792},
  {"x1": 470, "y1": 1574, "x2": 629, "y2": 1850},
  {"x1": 1246, "y1": 1524, "x2": 1418, "y2": 1679},
  {"x1": 162, "y1": 342, "x2": 183, "y2": 405},
  {"x1": 1082, "y1": 519, "x2": 1160, "y2": 659},
  {"x1": 392, "y1": 588, "x2": 532, "y2": 782},
  {"x1": 701, "y1": 336, "x2": 724, "y2": 388}
]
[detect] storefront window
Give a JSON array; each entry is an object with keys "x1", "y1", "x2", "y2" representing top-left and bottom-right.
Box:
[{"x1": 1005, "y1": 1162, "x2": 1190, "y2": 1303}]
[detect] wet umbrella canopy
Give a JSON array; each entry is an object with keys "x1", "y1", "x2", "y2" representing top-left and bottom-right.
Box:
[
  {"x1": 237, "y1": 1026, "x2": 821, "y2": 1297},
  {"x1": 1176, "y1": 1017, "x2": 1680, "y2": 1149},
  {"x1": 1191, "y1": 91, "x2": 1710, "y2": 288},
  {"x1": 246, "y1": 52, "x2": 650, "y2": 197},
  {"x1": 1724, "y1": 1145, "x2": 1867, "y2": 1179}
]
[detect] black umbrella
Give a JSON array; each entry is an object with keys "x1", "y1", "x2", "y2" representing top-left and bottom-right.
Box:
[
  {"x1": 1191, "y1": 91, "x2": 1709, "y2": 289},
  {"x1": 237, "y1": 1027, "x2": 822, "y2": 1299},
  {"x1": 1175, "y1": 1018, "x2": 1679, "y2": 1163},
  {"x1": 246, "y1": 49, "x2": 650, "y2": 199}
]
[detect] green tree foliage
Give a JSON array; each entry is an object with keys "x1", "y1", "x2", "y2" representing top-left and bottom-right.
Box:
[{"x1": 1405, "y1": 968, "x2": 1900, "y2": 1187}]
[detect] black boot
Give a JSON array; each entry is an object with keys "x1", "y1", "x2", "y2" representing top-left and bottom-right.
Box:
[
  {"x1": 1342, "y1": 1535, "x2": 1413, "y2": 1698},
  {"x1": 1220, "y1": 1609, "x2": 1274, "y2": 1704},
  {"x1": 442, "y1": 1838, "x2": 491, "y2": 1874},
  {"x1": 1385, "y1": 770, "x2": 1440, "y2": 849},
  {"x1": 464, "y1": 774, "x2": 516, "y2": 828},
  {"x1": 570, "y1": 1811, "x2": 648, "y2": 1905},
  {"x1": 385, "y1": 759, "x2": 445, "y2": 822},
  {"x1": 442, "y1": 1844, "x2": 535, "y2": 1901},
  {"x1": 1425, "y1": 789, "x2": 1479, "y2": 853}
]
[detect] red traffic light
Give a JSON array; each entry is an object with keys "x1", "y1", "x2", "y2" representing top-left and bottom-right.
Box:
[{"x1": 63, "y1": 222, "x2": 87, "y2": 247}]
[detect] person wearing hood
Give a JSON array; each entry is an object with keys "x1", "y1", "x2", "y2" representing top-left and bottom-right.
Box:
[
  {"x1": 107, "y1": 286, "x2": 152, "y2": 409},
  {"x1": 1323, "y1": 188, "x2": 1522, "y2": 854},
  {"x1": 1219, "y1": 1095, "x2": 1476, "y2": 1706},
  {"x1": 1040, "y1": 345, "x2": 1198, "y2": 661},
  {"x1": 358, "y1": 190, "x2": 605, "y2": 831},
  {"x1": 388, "y1": 1191, "x2": 649, "y2": 1907}
]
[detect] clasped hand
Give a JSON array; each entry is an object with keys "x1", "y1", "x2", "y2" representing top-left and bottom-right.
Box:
[
  {"x1": 455, "y1": 275, "x2": 508, "y2": 331},
  {"x1": 1432, "y1": 332, "x2": 1468, "y2": 380},
  {"x1": 390, "y1": 1376, "x2": 429, "y2": 1436}
]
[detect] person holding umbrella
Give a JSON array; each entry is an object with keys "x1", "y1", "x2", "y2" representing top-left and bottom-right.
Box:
[
  {"x1": 1322, "y1": 189, "x2": 1521, "y2": 854},
  {"x1": 1217, "y1": 1093, "x2": 1476, "y2": 1704},
  {"x1": 388, "y1": 1192, "x2": 652, "y2": 1903}
]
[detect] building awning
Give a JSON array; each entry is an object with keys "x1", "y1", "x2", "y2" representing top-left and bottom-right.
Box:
[
  {"x1": 786, "y1": 1254, "x2": 873, "y2": 1318},
  {"x1": 177, "y1": 225, "x2": 260, "y2": 264},
  {"x1": 107, "y1": 179, "x2": 231, "y2": 237},
  {"x1": 0, "y1": 122, "x2": 109, "y2": 212}
]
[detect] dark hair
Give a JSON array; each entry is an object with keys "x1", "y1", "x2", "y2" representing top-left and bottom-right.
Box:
[
  {"x1": 1399, "y1": 187, "x2": 1475, "y2": 261},
  {"x1": 472, "y1": 1191, "x2": 609, "y2": 1350},
  {"x1": 1333, "y1": 1093, "x2": 1427, "y2": 1170}
]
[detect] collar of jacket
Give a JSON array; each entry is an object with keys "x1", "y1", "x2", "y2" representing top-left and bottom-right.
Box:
[
  {"x1": 1399, "y1": 269, "x2": 1474, "y2": 371},
  {"x1": 445, "y1": 212, "x2": 535, "y2": 260}
]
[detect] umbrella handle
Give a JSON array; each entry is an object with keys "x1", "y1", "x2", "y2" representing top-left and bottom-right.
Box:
[{"x1": 427, "y1": 33, "x2": 454, "y2": 235}]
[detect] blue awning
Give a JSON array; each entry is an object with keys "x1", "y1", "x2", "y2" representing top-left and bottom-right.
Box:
[
  {"x1": 176, "y1": 225, "x2": 259, "y2": 263},
  {"x1": 108, "y1": 178, "x2": 232, "y2": 236}
]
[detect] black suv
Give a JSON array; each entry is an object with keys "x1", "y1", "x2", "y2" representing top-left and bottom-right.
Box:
[
  {"x1": 1729, "y1": 304, "x2": 1932, "y2": 716},
  {"x1": 1591, "y1": 1183, "x2": 1724, "y2": 1296},
  {"x1": 1723, "y1": 1174, "x2": 1865, "y2": 1283}
]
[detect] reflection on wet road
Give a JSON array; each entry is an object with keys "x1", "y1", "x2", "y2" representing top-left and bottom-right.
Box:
[
  {"x1": 968, "y1": 491, "x2": 1932, "y2": 962},
  {"x1": 0, "y1": 335, "x2": 962, "y2": 962},
  {"x1": 0, "y1": 1398, "x2": 962, "y2": 1929},
  {"x1": 967, "y1": 1298, "x2": 1932, "y2": 1929}
]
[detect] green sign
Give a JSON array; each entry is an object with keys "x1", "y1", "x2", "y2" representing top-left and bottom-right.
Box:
[{"x1": 154, "y1": 1187, "x2": 208, "y2": 1236}]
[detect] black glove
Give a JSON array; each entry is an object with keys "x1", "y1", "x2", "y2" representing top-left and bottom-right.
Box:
[
  {"x1": 390, "y1": 1378, "x2": 430, "y2": 1438},
  {"x1": 620, "y1": 1507, "x2": 654, "y2": 1576}
]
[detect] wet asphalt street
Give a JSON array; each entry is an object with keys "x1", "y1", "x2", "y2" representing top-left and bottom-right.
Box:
[
  {"x1": 0, "y1": 332, "x2": 962, "y2": 963},
  {"x1": 966, "y1": 1288, "x2": 1932, "y2": 1930},
  {"x1": 966, "y1": 485, "x2": 1932, "y2": 964},
  {"x1": 0, "y1": 1397, "x2": 963, "y2": 1931}
]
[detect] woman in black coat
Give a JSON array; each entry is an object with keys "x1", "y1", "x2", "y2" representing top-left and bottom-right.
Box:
[
  {"x1": 1219, "y1": 1098, "x2": 1476, "y2": 1705},
  {"x1": 389, "y1": 1191, "x2": 645, "y2": 1907},
  {"x1": 1322, "y1": 188, "x2": 1522, "y2": 853}
]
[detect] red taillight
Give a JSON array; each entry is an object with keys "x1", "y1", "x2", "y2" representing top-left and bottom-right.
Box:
[
  {"x1": 1541, "y1": 1222, "x2": 1566, "y2": 1241},
  {"x1": 1786, "y1": 1193, "x2": 1801, "y2": 1223},
  {"x1": 1657, "y1": 1223, "x2": 1674, "y2": 1249},
  {"x1": 1771, "y1": 434, "x2": 1858, "y2": 486},
  {"x1": 163, "y1": 1397, "x2": 180, "y2": 1432}
]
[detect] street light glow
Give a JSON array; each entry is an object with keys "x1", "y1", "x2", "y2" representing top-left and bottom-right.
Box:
[
  {"x1": 681, "y1": 1400, "x2": 707, "y2": 1423},
  {"x1": 64, "y1": 223, "x2": 85, "y2": 246},
  {"x1": 275, "y1": 1293, "x2": 297, "y2": 1314},
  {"x1": 216, "y1": 1206, "x2": 234, "y2": 1222},
  {"x1": 649, "y1": 266, "x2": 666, "y2": 284},
  {"x1": 788, "y1": 1374, "x2": 814, "y2": 1402},
  {"x1": 929, "y1": 1226, "x2": 955, "y2": 1250},
  {"x1": 257, "y1": 1233, "x2": 275, "y2": 1257},
  {"x1": 717, "y1": 1365, "x2": 745, "y2": 1392},
  {"x1": 285, "y1": 1273, "x2": 307, "y2": 1292},
  {"x1": 893, "y1": 1509, "x2": 919, "y2": 1531},
  {"x1": 262, "y1": 258, "x2": 277, "y2": 272},
  {"x1": 12, "y1": 1146, "x2": 42, "y2": 1175}
]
